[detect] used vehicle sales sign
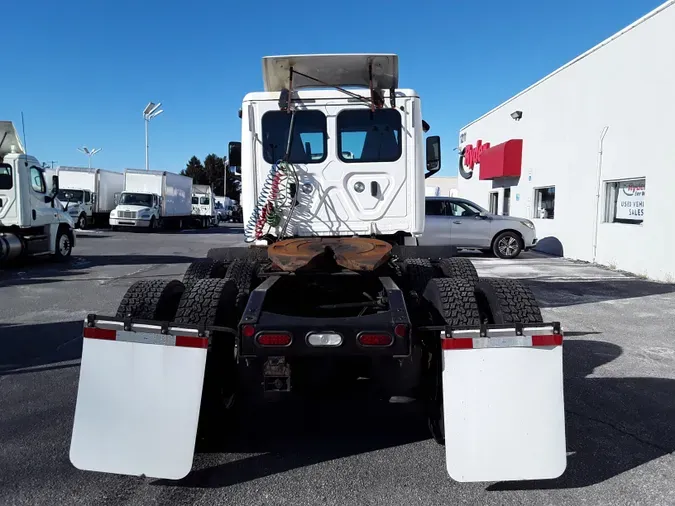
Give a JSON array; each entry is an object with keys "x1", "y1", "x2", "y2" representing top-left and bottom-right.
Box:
[{"x1": 616, "y1": 181, "x2": 645, "y2": 219}]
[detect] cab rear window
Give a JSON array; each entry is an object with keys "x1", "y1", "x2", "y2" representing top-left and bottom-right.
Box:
[
  {"x1": 0, "y1": 164, "x2": 12, "y2": 190},
  {"x1": 261, "y1": 110, "x2": 327, "y2": 164},
  {"x1": 337, "y1": 109, "x2": 402, "y2": 163}
]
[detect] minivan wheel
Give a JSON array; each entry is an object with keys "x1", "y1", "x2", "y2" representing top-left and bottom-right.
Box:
[{"x1": 492, "y1": 231, "x2": 523, "y2": 259}]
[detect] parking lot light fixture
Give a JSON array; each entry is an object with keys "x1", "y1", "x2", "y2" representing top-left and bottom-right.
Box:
[
  {"x1": 143, "y1": 102, "x2": 164, "y2": 171},
  {"x1": 77, "y1": 146, "x2": 101, "y2": 169}
]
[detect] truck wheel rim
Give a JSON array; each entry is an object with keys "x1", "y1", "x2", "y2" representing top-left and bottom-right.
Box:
[
  {"x1": 59, "y1": 235, "x2": 70, "y2": 255},
  {"x1": 79, "y1": 216, "x2": 86, "y2": 228},
  {"x1": 498, "y1": 236, "x2": 518, "y2": 256}
]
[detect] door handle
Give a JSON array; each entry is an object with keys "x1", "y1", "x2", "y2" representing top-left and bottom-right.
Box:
[
  {"x1": 453, "y1": 220, "x2": 461, "y2": 224},
  {"x1": 32, "y1": 210, "x2": 37, "y2": 220}
]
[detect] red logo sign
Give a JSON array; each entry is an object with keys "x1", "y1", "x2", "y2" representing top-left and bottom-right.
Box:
[{"x1": 463, "y1": 140, "x2": 491, "y2": 169}]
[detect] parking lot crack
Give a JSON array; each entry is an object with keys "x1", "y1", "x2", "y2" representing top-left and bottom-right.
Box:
[{"x1": 566, "y1": 408, "x2": 671, "y2": 453}]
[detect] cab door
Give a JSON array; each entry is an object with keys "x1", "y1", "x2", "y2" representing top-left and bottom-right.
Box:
[
  {"x1": 0, "y1": 162, "x2": 19, "y2": 223},
  {"x1": 28, "y1": 165, "x2": 57, "y2": 227}
]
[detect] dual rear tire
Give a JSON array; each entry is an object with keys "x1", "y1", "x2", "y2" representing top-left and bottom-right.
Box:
[{"x1": 406, "y1": 258, "x2": 543, "y2": 445}]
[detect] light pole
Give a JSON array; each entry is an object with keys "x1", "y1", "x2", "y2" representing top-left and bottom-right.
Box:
[
  {"x1": 143, "y1": 102, "x2": 164, "y2": 171},
  {"x1": 77, "y1": 146, "x2": 101, "y2": 169}
]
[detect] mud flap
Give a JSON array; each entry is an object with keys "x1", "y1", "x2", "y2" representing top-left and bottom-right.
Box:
[
  {"x1": 442, "y1": 325, "x2": 566, "y2": 482},
  {"x1": 69, "y1": 321, "x2": 208, "y2": 480}
]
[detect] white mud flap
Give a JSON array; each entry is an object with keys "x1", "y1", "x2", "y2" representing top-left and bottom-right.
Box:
[
  {"x1": 442, "y1": 325, "x2": 566, "y2": 483},
  {"x1": 70, "y1": 320, "x2": 209, "y2": 480}
]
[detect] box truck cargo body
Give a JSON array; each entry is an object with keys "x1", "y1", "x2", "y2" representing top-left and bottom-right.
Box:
[
  {"x1": 56, "y1": 167, "x2": 124, "y2": 228},
  {"x1": 109, "y1": 169, "x2": 193, "y2": 230}
]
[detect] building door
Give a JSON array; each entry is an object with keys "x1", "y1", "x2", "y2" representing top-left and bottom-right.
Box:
[
  {"x1": 489, "y1": 192, "x2": 499, "y2": 214},
  {"x1": 503, "y1": 188, "x2": 511, "y2": 216}
]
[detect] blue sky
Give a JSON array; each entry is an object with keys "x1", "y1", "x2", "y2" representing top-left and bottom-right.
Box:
[{"x1": 3, "y1": 0, "x2": 664, "y2": 177}]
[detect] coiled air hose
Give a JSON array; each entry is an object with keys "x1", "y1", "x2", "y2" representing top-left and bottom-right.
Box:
[{"x1": 244, "y1": 160, "x2": 295, "y2": 243}]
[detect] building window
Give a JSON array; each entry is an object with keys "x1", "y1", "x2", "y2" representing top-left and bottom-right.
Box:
[
  {"x1": 534, "y1": 186, "x2": 555, "y2": 219},
  {"x1": 604, "y1": 178, "x2": 645, "y2": 224},
  {"x1": 489, "y1": 192, "x2": 499, "y2": 214}
]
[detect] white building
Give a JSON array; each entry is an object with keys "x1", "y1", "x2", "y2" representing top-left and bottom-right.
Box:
[
  {"x1": 456, "y1": 1, "x2": 675, "y2": 282},
  {"x1": 426, "y1": 176, "x2": 458, "y2": 197}
]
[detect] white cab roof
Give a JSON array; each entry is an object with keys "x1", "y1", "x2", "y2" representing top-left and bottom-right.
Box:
[
  {"x1": 262, "y1": 54, "x2": 398, "y2": 92},
  {"x1": 0, "y1": 121, "x2": 25, "y2": 156}
]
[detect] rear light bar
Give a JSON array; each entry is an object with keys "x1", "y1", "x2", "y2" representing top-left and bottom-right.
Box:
[
  {"x1": 357, "y1": 333, "x2": 393, "y2": 347},
  {"x1": 82, "y1": 325, "x2": 209, "y2": 349}
]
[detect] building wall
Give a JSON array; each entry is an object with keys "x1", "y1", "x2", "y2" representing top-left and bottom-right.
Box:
[
  {"x1": 457, "y1": 2, "x2": 675, "y2": 282},
  {"x1": 426, "y1": 176, "x2": 458, "y2": 197}
]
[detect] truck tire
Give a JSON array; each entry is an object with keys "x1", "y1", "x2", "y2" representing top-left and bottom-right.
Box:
[
  {"x1": 436, "y1": 258, "x2": 478, "y2": 285},
  {"x1": 474, "y1": 277, "x2": 543, "y2": 324},
  {"x1": 403, "y1": 258, "x2": 436, "y2": 296},
  {"x1": 422, "y1": 277, "x2": 481, "y2": 445},
  {"x1": 174, "y1": 278, "x2": 239, "y2": 448},
  {"x1": 53, "y1": 227, "x2": 74, "y2": 262},
  {"x1": 77, "y1": 214, "x2": 87, "y2": 230},
  {"x1": 492, "y1": 231, "x2": 523, "y2": 259},
  {"x1": 174, "y1": 278, "x2": 239, "y2": 327},
  {"x1": 225, "y1": 259, "x2": 260, "y2": 311},
  {"x1": 115, "y1": 279, "x2": 185, "y2": 321},
  {"x1": 182, "y1": 258, "x2": 227, "y2": 292},
  {"x1": 422, "y1": 277, "x2": 481, "y2": 328}
]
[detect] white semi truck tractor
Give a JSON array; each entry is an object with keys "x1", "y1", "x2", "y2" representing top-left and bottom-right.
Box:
[
  {"x1": 56, "y1": 166, "x2": 125, "y2": 229},
  {"x1": 0, "y1": 121, "x2": 76, "y2": 263},
  {"x1": 109, "y1": 169, "x2": 193, "y2": 230},
  {"x1": 70, "y1": 55, "x2": 566, "y2": 484}
]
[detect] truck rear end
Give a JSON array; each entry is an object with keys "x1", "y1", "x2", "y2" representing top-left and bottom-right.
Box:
[{"x1": 69, "y1": 54, "x2": 566, "y2": 484}]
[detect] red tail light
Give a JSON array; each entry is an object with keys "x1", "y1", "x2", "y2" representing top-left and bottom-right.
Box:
[
  {"x1": 394, "y1": 324, "x2": 408, "y2": 338},
  {"x1": 242, "y1": 325, "x2": 255, "y2": 338},
  {"x1": 358, "y1": 333, "x2": 393, "y2": 346},
  {"x1": 256, "y1": 333, "x2": 292, "y2": 346}
]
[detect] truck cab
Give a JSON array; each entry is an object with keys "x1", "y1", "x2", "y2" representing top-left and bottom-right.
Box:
[
  {"x1": 110, "y1": 191, "x2": 160, "y2": 230},
  {"x1": 57, "y1": 188, "x2": 93, "y2": 229},
  {"x1": 191, "y1": 184, "x2": 215, "y2": 228},
  {"x1": 228, "y1": 54, "x2": 441, "y2": 245},
  {"x1": 0, "y1": 121, "x2": 76, "y2": 262}
]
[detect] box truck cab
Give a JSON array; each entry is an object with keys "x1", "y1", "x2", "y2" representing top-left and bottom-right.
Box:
[
  {"x1": 0, "y1": 121, "x2": 76, "y2": 262},
  {"x1": 191, "y1": 184, "x2": 215, "y2": 228},
  {"x1": 109, "y1": 169, "x2": 193, "y2": 230},
  {"x1": 56, "y1": 167, "x2": 125, "y2": 229}
]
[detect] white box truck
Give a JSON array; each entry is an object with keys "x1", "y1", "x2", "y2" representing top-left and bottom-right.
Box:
[
  {"x1": 109, "y1": 169, "x2": 193, "y2": 230},
  {"x1": 56, "y1": 166, "x2": 125, "y2": 229},
  {"x1": 191, "y1": 184, "x2": 215, "y2": 228},
  {"x1": 0, "y1": 121, "x2": 76, "y2": 263}
]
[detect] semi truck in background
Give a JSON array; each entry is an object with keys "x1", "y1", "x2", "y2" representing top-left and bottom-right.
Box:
[
  {"x1": 0, "y1": 121, "x2": 76, "y2": 263},
  {"x1": 191, "y1": 184, "x2": 216, "y2": 228},
  {"x1": 56, "y1": 167, "x2": 125, "y2": 229},
  {"x1": 109, "y1": 169, "x2": 193, "y2": 231}
]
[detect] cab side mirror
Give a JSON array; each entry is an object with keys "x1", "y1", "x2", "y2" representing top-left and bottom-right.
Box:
[
  {"x1": 228, "y1": 141, "x2": 241, "y2": 168},
  {"x1": 425, "y1": 136, "x2": 441, "y2": 178},
  {"x1": 51, "y1": 175, "x2": 59, "y2": 195},
  {"x1": 114, "y1": 193, "x2": 120, "y2": 206}
]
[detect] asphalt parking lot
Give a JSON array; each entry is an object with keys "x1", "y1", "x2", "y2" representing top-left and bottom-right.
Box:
[{"x1": 1, "y1": 225, "x2": 674, "y2": 506}]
